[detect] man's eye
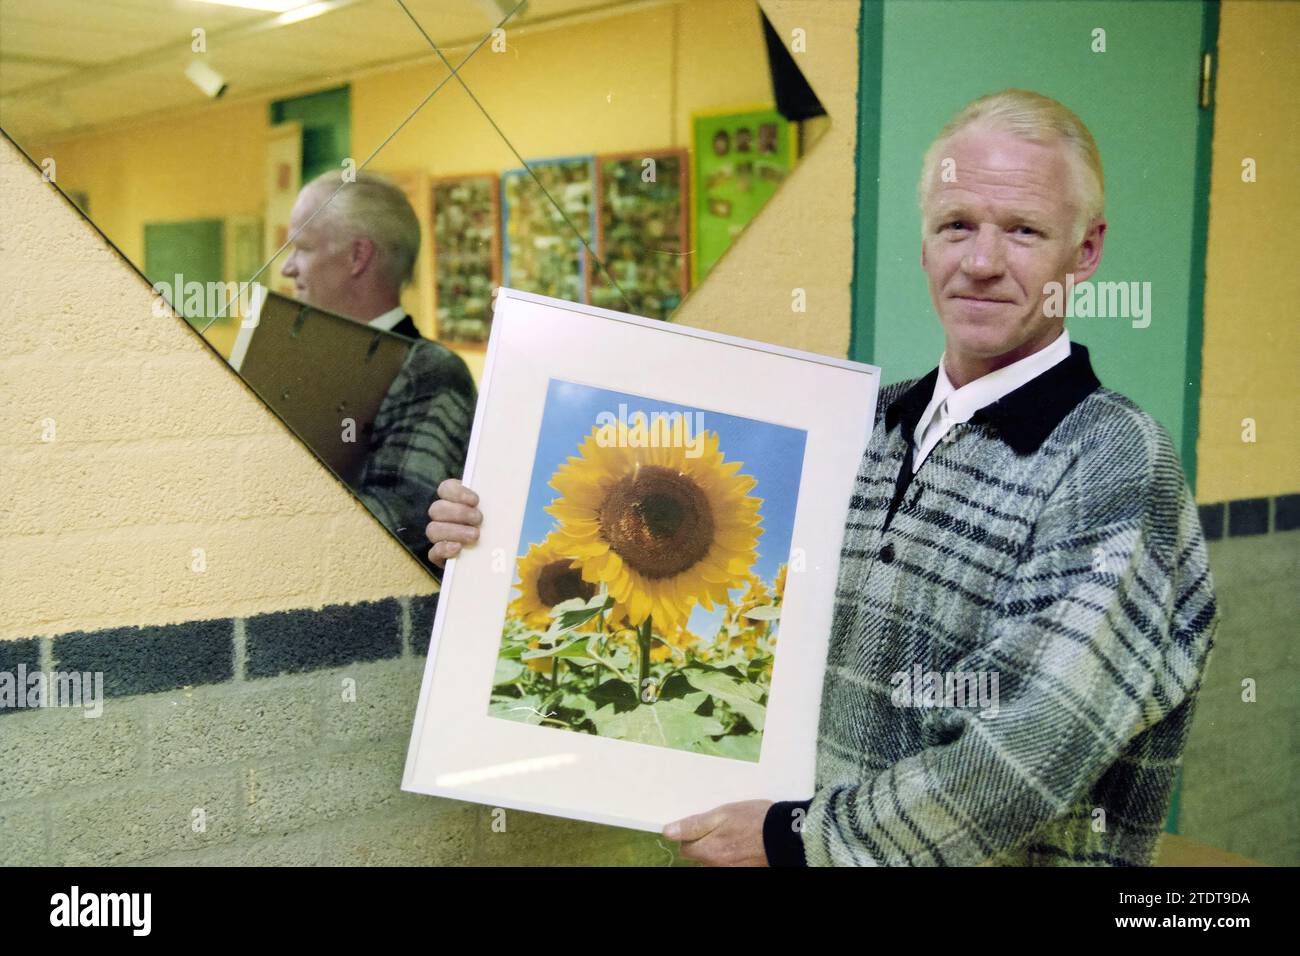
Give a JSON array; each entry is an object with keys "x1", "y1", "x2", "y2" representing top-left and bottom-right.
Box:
[
  {"x1": 1013, "y1": 225, "x2": 1039, "y2": 236},
  {"x1": 942, "y1": 221, "x2": 968, "y2": 232}
]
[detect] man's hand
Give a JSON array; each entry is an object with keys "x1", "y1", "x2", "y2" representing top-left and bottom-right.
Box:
[
  {"x1": 663, "y1": 800, "x2": 773, "y2": 866},
  {"x1": 425, "y1": 478, "x2": 482, "y2": 567}
]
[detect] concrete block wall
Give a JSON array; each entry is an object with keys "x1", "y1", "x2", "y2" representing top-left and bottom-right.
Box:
[
  {"x1": 1178, "y1": 503, "x2": 1300, "y2": 866},
  {"x1": 0, "y1": 595, "x2": 675, "y2": 866}
]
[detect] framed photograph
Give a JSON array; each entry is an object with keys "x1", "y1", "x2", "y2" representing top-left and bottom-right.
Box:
[
  {"x1": 432, "y1": 173, "x2": 501, "y2": 345},
  {"x1": 501, "y1": 157, "x2": 596, "y2": 304},
  {"x1": 592, "y1": 148, "x2": 690, "y2": 320},
  {"x1": 403, "y1": 288, "x2": 879, "y2": 831},
  {"x1": 691, "y1": 107, "x2": 795, "y2": 285}
]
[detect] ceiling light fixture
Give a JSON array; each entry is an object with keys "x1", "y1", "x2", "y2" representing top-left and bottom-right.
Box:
[{"x1": 185, "y1": 60, "x2": 228, "y2": 98}]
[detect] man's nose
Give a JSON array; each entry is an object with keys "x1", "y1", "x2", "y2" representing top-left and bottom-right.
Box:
[
  {"x1": 280, "y1": 253, "x2": 296, "y2": 278},
  {"x1": 960, "y1": 225, "x2": 1005, "y2": 278}
]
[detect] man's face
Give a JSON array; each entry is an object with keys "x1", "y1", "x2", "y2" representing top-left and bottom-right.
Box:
[
  {"x1": 920, "y1": 128, "x2": 1104, "y2": 367},
  {"x1": 280, "y1": 185, "x2": 353, "y2": 312}
]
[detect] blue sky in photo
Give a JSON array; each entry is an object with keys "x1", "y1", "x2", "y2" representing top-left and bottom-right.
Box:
[{"x1": 513, "y1": 379, "x2": 807, "y2": 632}]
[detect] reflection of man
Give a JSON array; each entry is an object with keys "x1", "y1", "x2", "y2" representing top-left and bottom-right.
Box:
[
  {"x1": 424, "y1": 90, "x2": 1217, "y2": 865},
  {"x1": 283, "y1": 171, "x2": 475, "y2": 572}
]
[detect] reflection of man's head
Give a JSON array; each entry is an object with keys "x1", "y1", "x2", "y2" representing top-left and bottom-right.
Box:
[{"x1": 281, "y1": 171, "x2": 420, "y2": 321}]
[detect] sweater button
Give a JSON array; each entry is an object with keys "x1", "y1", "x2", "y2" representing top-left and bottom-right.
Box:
[{"x1": 879, "y1": 543, "x2": 895, "y2": 564}]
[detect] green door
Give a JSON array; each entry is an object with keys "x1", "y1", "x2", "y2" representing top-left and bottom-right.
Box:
[
  {"x1": 852, "y1": 0, "x2": 1216, "y2": 489},
  {"x1": 144, "y1": 219, "x2": 225, "y2": 330}
]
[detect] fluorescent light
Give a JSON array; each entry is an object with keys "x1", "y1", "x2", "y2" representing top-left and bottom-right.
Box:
[
  {"x1": 189, "y1": 0, "x2": 342, "y2": 26},
  {"x1": 274, "y1": 1, "x2": 338, "y2": 26},
  {"x1": 189, "y1": 1, "x2": 310, "y2": 12}
]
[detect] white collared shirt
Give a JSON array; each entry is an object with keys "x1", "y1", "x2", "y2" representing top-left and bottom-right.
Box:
[
  {"x1": 368, "y1": 306, "x2": 406, "y2": 331},
  {"x1": 912, "y1": 328, "x2": 1071, "y2": 472}
]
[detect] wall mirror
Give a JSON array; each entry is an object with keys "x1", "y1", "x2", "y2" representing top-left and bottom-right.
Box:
[{"x1": 1, "y1": 0, "x2": 828, "y2": 576}]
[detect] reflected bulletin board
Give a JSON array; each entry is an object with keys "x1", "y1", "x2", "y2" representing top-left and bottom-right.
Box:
[
  {"x1": 691, "y1": 107, "x2": 795, "y2": 285},
  {"x1": 593, "y1": 148, "x2": 690, "y2": 321},
  {"x1": 502, "y1": 156, "x2": 596, "y2": 304},
  {"x1": 432, "y1": 173, "x2": 501, "y2": 344}
]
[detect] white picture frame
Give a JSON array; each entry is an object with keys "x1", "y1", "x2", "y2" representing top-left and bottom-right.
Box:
[{"x1": 402, "y1": 288, "x2": 880, "y2": 832}]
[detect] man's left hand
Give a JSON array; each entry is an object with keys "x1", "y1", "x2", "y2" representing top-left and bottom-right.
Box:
[{"x1": 663, "y1": 800, "x2": 773, "y2": 866}]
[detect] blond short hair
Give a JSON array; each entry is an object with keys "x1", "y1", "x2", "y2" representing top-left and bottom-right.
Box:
[
  {"x1": 917, "y1": 89, "x2": 1105, "y2": 245},
  {"x1": 304, "y1": 170, "x2": 420, "y2": 289}
]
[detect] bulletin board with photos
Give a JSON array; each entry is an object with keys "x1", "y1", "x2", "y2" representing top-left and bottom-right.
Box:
[
  {"x1": 502, "y1": 156, "x2": 597, "y2": 305},
  {"x1": 692, "y1": 108, "x2": 795, "y2": 285},
  {"x1": 432, "y1": 173, "x2": 502, "y2": 345},
  {"x1": 592, "y1": 149, "x2": 690, "y2": 321}
]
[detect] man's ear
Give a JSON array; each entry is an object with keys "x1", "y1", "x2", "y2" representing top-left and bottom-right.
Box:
[
  {"x1": 349, "y1": 236, "x2": 377, "y2": 278},
  {"x1": 1072, "y1": 217, "x2": 1107, "y2": 284}
]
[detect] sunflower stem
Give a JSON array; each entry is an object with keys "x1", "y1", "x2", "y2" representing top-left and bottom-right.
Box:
[
  {"x1": 638, "y1": 617, "x2": 653, "y2": 705},
  {"x1": 551, "y1": 657, "x2": 559, "y2": 690}
]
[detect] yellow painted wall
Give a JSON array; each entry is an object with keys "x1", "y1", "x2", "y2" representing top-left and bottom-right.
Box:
[
  {"x1": 353, "y1": 1, "x2": 772, "y2": 172},
  {"x1": 25, "y1": 102, "x2": 266, "y2": 269},
  {"x1": 1194, "y1": 0, "x2": 1300, "y2": 502}
]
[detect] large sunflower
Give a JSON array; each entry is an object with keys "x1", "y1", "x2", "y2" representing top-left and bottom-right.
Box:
[
  {"x1": 508, "y1": 535, "x2": 598, "y2": 629},
  {"x1": 546, "y1": 423, "x2": 762, "y2": 631}
]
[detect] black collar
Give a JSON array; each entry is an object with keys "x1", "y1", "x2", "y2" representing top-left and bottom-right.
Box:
[
  {"x1": 884, "y1": 341, "x2": 1101, "y2": 455},
  {"x1": 390, "y1": 314, "x2": 424, "y2": 340}
]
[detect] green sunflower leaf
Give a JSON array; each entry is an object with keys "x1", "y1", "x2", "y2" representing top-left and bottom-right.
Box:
[
  {"x1": 590, "y1": 696, "x2": 723, "y2": 748},
  {"x1": 521, "y1": 637, "x2": 596, "y2": 664},
  {"x1": 547, "y1": 591, "x2": 613, "y2": 635},
  {"x1": 488, "y1": 694, "x2": 551, "y2": 726},
  {"x1": 743, "y1": 604, "x2": 782, "y2": 622},
  {"x1": 493, "y1": 658, "x2": 526, "y2": 685},
  {"x1": 681, "y1": 665, "x2": 767, "y2": 731},
  {"x1": 587, "y1": 678, "x2": 639, "y2": 714},
  {"x1": 694, "y1": 733, "x2": 763, "y2": 763},
  {"x1": 746, "y1": 655, "x2": 774, "y2": 682},
  {"x1": 657, "y1": 670, "x2": 695, "y2": 701}
]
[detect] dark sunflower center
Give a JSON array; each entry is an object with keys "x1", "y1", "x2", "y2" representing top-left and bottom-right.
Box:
[
  {"x1": 640, "y1": 494, "x2": 685, "y2": 539},
  {"x1": 536, "y1": 561, "x2": 596, "y2": 608},
  {"x1": 599, "y1": 465, "x2": 714, "y2": 579}
]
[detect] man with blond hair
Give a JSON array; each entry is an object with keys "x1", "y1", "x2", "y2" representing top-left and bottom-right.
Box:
[
  {"x1": 284, "y1": 171, "x2": 475, "y2": 571},
  {"x1": 426, "y1": 90, "x2": 1217, "y2": 865}
]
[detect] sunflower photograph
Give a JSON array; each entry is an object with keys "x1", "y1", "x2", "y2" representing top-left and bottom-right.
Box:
[{"x1": 488, "y1": 379, "x2": 807, "y2": 762}]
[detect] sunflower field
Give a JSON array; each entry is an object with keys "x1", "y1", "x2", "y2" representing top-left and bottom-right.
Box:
[{"x1": 489, "y1": 415, "x2": 790, "y2": 761}]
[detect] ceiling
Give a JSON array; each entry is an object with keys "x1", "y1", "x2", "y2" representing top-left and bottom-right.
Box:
[{"x1": 0, "y1": 0, "x2": 676, "y2": 142}]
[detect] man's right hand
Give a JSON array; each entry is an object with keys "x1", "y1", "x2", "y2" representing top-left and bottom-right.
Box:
[{"x1": 425, "y1": 478, "x2": 483, "y2": 568}]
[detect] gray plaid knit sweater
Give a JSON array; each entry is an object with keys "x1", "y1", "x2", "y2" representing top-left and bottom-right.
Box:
[
  {"x1": 763, "y1": 342, "x2": 1217, "y2": 866},
  {"x1": 355, "y1": 334, "x2": 476, "y2": 573}
]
